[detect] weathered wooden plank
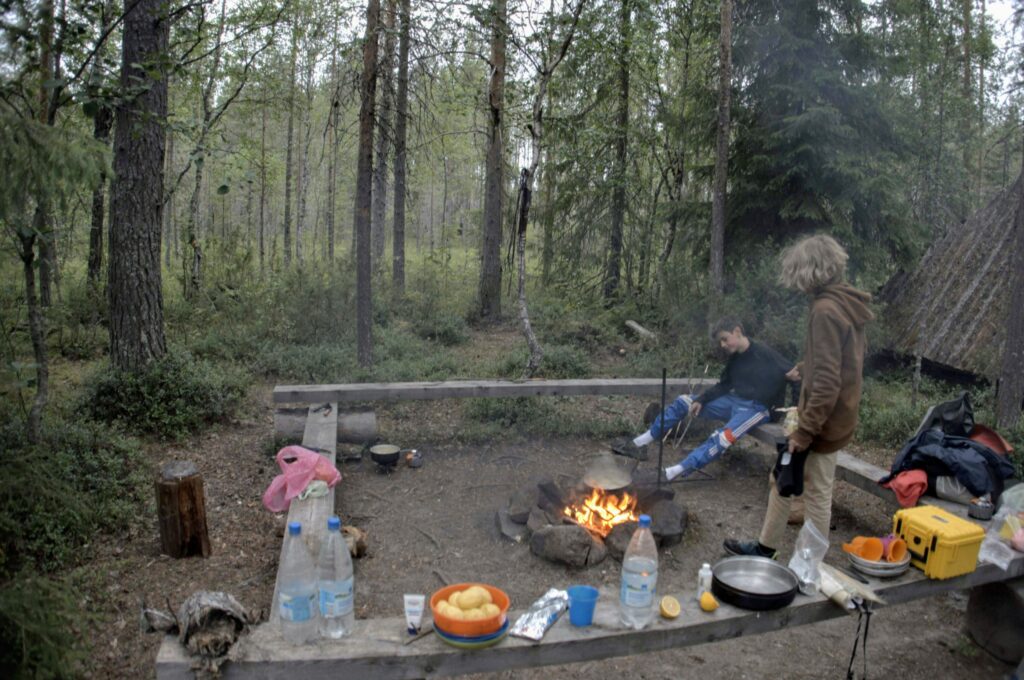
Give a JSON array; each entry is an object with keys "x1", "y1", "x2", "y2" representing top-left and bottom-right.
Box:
[
  {"x1": 156, "y1": 554, "x2": 1023, "y2": 679},
  {"x1": 269, "y1": 403, "x2": 338, "y2": 624},
  {"x1": 272, "y1": 378, "x2": 717, "y2": 404}
]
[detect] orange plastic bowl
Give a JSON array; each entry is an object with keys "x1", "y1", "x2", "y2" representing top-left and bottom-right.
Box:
[{"x1": 430, "y1": 583, "x2": 510, "y2": 637}]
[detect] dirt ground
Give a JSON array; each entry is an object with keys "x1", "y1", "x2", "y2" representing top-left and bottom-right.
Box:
[{"x1": 73, "y1": 387, "x2": 1016, "y2": 680}]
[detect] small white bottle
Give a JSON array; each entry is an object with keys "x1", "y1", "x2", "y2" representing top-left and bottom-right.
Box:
[
  {"x1": 620, "y1": 514, "x2": 658, "y2": 630},
  {"x1": 696, "y1": 562, "x2": 713, "y2": 601},
  {"x1": 278, "y1": 522, "x2": 319, "y2": 644},
  {"x1": 317, "y1": 516, "x2": 355, "y2": 638}
]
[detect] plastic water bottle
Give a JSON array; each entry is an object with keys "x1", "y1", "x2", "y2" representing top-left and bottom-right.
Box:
[
  {"x1": 696, "y1": 562, "x2": 713, "y2": 601},
  {"x1": 317, "y1": 516, "x2": 355, "y2": 638},
  {"x1": 620, "y1": 514, "x2": 658, "y2": 630},
  {"x1": 278, "y1": 522, "x2": 318, "y2": 644}
]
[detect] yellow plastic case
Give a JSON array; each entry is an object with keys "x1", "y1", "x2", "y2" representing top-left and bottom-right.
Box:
[{"x1": 892, "y1": 505, "x2": 984, "y2": 580}]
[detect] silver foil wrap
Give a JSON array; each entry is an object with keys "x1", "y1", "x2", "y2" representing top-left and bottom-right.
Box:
[{"x1": 510, "y1": 588, "x2": 568, "y2": 641}]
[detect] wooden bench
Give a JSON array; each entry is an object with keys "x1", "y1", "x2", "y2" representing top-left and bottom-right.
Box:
[{"x1": 156, "y1": 554, "x2": 1024, "y2": 678}]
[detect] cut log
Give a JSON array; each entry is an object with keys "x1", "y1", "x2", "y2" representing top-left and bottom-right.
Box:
[
  {"x1": 625, "y1": 320, "x2": 657, "y2": 341},
  {"x1": 156, "y1": 461, "x2": 211, "y2": 559},
  {"x1": 273, "y1": 408, "x2": 376, "y2": 444},
  {"x1": 967, "y1": 578, "x2": 1024, "y2": 664}
]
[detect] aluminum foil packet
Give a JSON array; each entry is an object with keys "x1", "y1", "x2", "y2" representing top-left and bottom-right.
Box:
[{"x1": 510, "y1": 588, "x2": 568, "y2": 641}]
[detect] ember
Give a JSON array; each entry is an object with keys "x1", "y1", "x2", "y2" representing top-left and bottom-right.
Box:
[{"x1": 563, "y1": 488, "x2": 639, "y2": 538}]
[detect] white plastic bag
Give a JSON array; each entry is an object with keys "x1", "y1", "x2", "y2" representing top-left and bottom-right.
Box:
[
  {"x1": 979, "y1": 508, "x2": 1018, "y2": 571},
  {"x1": 999, "y1": 484, "x2": 1024, "y2": 513},
  {"x1": 788, "y1": 520, "x2": 829, "y2": 595}
]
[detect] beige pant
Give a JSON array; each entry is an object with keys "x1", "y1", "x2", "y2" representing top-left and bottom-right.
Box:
[{"x1": 759, "y1": 451, "x2": 838, "y2": 550}]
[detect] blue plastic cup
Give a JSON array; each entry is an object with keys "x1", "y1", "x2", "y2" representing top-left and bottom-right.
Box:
[{"x1": 567, "y1": 585, "x2": 599, "y2": 627}]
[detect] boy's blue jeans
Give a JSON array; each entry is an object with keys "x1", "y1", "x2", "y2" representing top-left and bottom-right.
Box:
[{"x1": 646, "y1": 394, "x2": 770, "y2": 475}]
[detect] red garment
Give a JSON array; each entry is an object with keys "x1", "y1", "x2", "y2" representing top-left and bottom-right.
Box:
[
  {"x1": 968, "y1": 424, "x2": 1013, "y2": 456},
  {"x1": 881, "y1": 469, "x2": 928, "y2": 508}
]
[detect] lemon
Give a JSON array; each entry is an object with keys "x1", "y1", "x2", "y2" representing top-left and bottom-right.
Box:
[
  {"x1": 699, "y1": 591, "x2": 719, "y2": 612},
  {"x1": 659, "y1": 595, "x2": 681, "y2": 619}
]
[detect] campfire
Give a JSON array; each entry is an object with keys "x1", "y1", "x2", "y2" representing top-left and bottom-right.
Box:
[{"x1": 562, "y1": 488, "x2": 639, "y2": 538}]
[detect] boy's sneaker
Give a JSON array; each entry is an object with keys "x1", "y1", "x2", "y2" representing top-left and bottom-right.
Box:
[
  {"x1": 722, "y1": 538, "x2": 778, "y2": 560},
  {"x1": 610, "y1": 437, "x2": 648, "y2": 461}
]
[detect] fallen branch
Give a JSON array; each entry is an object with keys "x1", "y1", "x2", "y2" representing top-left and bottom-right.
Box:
[
  {"x1": 415, "y1": 526, "x2": 442, "y2": 550},
  {"x1": 625, "y1": 320, "x2": 657, "y2": 342}
]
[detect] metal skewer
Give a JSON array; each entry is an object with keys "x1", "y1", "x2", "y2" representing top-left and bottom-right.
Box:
[{"x1": 657, "y1": 368, "x2": 666, "y2": 492}]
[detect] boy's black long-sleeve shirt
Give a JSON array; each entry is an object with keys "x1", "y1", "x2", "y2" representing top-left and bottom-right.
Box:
[{"x1": 695, "y1": 340, "x2": 794, "y2": 411}]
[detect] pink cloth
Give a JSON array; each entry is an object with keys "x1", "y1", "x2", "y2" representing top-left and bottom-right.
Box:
[
  {"x1": 881, "y1": 469, "x2": 928, "y2": 508},
  {"x1": 262, "y1": 446, "x2": 341, "y2": 512}
]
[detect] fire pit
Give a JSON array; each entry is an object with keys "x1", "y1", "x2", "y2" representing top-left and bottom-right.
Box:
[{"x1": 497, "y1": 468, "x2": 688, "y2": 568}]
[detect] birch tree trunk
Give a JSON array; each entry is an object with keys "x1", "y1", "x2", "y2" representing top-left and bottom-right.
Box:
[{"x1": 514, "y1": 0, "x2": 586, "y2": 377}]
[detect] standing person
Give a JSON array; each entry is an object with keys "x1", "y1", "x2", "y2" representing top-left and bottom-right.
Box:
[
  {"x1": 724, "y1": 235, "x2": 873, "y2": 559},
  {"x1": 616, "y1": 317, "x2": 798, "y2": 482}
]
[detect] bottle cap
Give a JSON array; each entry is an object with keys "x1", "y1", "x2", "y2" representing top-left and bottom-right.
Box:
[
  {"x1": 702, "y1": 562, "x2": 711, "y2": 569},
  {"x1": 638, "y1": 514, "x2": 651, "y2": 528},
  {"x1": 288, "y1": 521, "x2": 301, "y2": 536},
  {"x1": 328, "y1": 516, "x2": 341, "y2": 531}
]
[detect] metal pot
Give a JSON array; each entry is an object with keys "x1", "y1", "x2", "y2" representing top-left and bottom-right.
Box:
[
  {"x1": 711, "y1": 556, "x2": 799, "y2": 611},
  {"x1": 582, "y1": 451, "x2": 638, "y2": 491},
  {"x1": 369, "y1": 444, "x2": 401, "y2": 466}
]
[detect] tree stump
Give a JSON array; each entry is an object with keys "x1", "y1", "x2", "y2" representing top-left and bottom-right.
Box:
[
  {"x1": 156, "y1": 461, "x2": 211, "y2": 558},
  {"x1": 966, "y1": 578, "x2": 1024, "y2": 664}
]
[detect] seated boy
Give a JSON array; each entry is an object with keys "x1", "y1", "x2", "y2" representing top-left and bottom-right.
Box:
[{"x1": 617, "y1": 317, "x2": 797, "y2": 481}]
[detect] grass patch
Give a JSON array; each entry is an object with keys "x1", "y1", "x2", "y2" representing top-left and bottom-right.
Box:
[{"x1": 461, "y1": 396, "x2": 635, "y2": 441}]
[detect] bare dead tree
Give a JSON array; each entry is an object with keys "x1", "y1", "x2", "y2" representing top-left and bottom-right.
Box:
[{"x1": 512, "y1": 0, "x2": 588, "y2": 377}]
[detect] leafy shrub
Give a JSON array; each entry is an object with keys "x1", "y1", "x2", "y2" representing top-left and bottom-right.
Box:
[
  {"x1": 83, "y1": 348, "x2": 248, "y2": 437},
  {"x1": 0, "y1": 417, "x2": 147, "y2": 577},
  {"x1": 0, "y1": 576, "x2": 86, "y2": 679},
  {"x1": 412, "y1": 312, "x2": 468, "y2": 346},
  {"x1": 495, "y1": 344, "x2": 591, "y2": 379}
]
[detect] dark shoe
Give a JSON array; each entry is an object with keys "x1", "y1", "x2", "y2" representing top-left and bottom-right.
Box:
[
  {"x1": 611, "y1": 437, "x2": 648, "y2": 461},
  {"x1": 631, "y1": 467, "x2": 669, "y2": 486},
  {"x1": 723, "y1": 538, "x2": 778, "y2": 560}
]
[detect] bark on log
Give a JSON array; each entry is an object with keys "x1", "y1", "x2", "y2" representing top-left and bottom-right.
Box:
[
  {"x1": 156, "y1": 461, "x2": 211, "y2": 558},
  {"x1": 273, "y1": 408, "x2": 377, "y2": 443},
  {"x1": 625, "y1": 320, "x2": 656, "y2": 341}
]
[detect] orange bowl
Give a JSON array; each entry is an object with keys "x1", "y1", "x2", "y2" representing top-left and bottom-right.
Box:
[{"x1": 430, "y1": 583, "x2": 510, "y2": 637}]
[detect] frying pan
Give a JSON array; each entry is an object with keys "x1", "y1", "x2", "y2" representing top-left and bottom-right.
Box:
[{"x1": 711, "y1": 556, "x2": 799, "y2": 610}]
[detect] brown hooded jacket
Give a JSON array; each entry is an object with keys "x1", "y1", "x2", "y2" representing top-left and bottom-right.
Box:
[{"x1": 790, "y1": 283, "x2": 874, "y2": 454}]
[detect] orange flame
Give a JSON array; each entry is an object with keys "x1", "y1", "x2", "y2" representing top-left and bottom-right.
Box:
[{"x1": 563, "y1": 488, "x2": 639, "y2": 537}]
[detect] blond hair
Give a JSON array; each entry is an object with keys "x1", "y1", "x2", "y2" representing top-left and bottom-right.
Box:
[{"x1": 779, "y1": 234, "x2": 848, "y2": 294}]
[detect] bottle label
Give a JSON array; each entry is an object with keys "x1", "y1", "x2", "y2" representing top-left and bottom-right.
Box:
[
  {"x1": 621, "y1": 569, "x2": 657, "y2": 608},
  {"x1": 280, "y1": 590, "x2": 316, "y2": 622},
  {"x1": 319, "y1": 577, "x2": 354, "y2": 617}
]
